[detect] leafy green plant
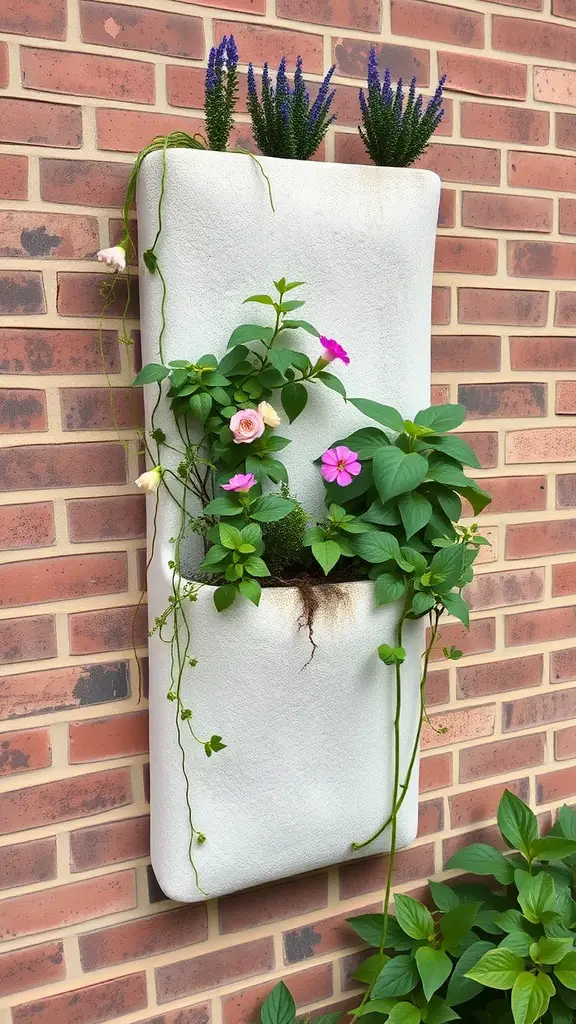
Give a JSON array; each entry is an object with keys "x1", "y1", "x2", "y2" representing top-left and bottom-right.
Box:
[
  {"x1": 259, "y1": 981, "x2": 340, "y2": 1024},
  {"x1": 247, "y1": 57, "x2": 336, "y2": 160}
]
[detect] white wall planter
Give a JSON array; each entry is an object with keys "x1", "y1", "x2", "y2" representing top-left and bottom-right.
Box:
[{"x1": 137, "y1": 150, "x2": 440, "y2": 902}]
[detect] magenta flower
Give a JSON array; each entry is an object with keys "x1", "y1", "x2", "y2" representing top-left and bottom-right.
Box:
[
  {"x1": 221, "y1": 473, "x2": 256, "y2": 493},
  {"x1": 321, "y1": 446, "x2": 361, "y2": 487},
  {"x1": 320, "y1": 336, "x2": 350, "y2": 365}
]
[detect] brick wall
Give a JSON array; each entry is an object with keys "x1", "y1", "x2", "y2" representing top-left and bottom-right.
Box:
[{"x1": 1, "y1": 0, "x2": 576, "y2": 1020}]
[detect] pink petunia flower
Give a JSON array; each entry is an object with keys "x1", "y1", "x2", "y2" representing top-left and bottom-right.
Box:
[
  {"x1": 320, "y1": 336, "x2": 350, "y2": 365},
  {"x1": 221, "y1": 473, "x2": 256, "y2": 493},
  {"x1": 321, "y1": 446, "x2": 361, "y2": 487}
]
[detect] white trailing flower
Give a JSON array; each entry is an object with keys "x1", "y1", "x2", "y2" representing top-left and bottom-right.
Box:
[
  {"x1": 135, "y1": 466, "x2": 162, "y2": 493},
  {"x1": 97, "y1": 245, "x2": 127, "y2": 271}
]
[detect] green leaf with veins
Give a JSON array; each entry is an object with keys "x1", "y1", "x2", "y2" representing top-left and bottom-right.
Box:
[
  {"x1": 415, "y1": 404, "x2": 467, "y2": 432},
  {"x1": 445, "y1": 844, "x2": 515, "y2": 885},
  {"x1": 394, "y1": 893, "x2": 434, "y2": 940},
  {"x1": 228, "y1": 324, "x2": 274, "y2": 348},
  {"x1": 398, "y1": 491, "x2": 433, "y2": 539},
  {"x1": 465, "y1": 948, "x2": 524, "y2": 989},
  {"x1": 312, "y1": 540, "x2": 341, "y2": 575},
  {"x1": 512, "y1": 971, "x2": 554, "y2": 1024},
  {"x1": 372, "y1": 955, "x2": 420, "y2": 998},
  {"x1": 349, "y1": 398, "x2": 405, "y2": 433},
  {"x1": 373, "y1": 447, "x2": 429, "y2": 503},
  {"x1": 374, "y1": 573, "x2": 406, "y2": 605},
  {"x1": 446, "y1": 940, "x2": 496, "y2": 1005},
  {"x1": 497, "y1": 789, "x2": 538, "y2": 856},
  {"x1": 281, "y1": 319, "x2": 320, "y2": 336},
  {"x1": 441, "y1": 592, "x2": 470, "y2": 628},
  {"x1": 416, "y1": 947, "x2": 453, "y2": 1002},
  {"x1": 423, "y1": 434, "x2": 481, "y2": 469}
]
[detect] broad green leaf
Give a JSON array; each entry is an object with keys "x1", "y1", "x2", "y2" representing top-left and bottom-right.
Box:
[
  {"x1": 261, "y1": 458, "x2": 289, "y2": 485},
  {"x1": 203, "y1": 496, "x2": 241, "y2": 516},
  {"x1": 555, "y1": 951, "x2": 576, "y2": 990},
  {"x1": 386, "y1": 1003, "x2": 421, "y2": 1024},
  {"x1": 346, "y1": 913, "x2": 407, "y2": 949},
  {"x1": 426, "y1": 461, "x2": 470, "y2": 489},
  {"x1": 446, "y1": 843, "x2": 515, "y2": 885},
  {"x1": 353, "y1": 953, "x2": 388, "y2": 985},
  {"x1": 556, "y1": 981, "x2": 576, "y2": 1008},
  {"x1": 373, "y1": 447, "x2": 429, "y2": 504},
  {"x1": 372, "y1": 954, "x2": 419, "y2": 998},
  {"x1": 243, "y1": 555, "x2": 270, "y2": 577},
  {"x1": 511, "y1": 971, "x2": 554, "y2": 1024},
  {"x1": 441, "y1": 592, "x2": 470, "y2": 628},
  {"x1": 281, "y1": 319, "x2": 320, "y2": 336},
  {"x1": 353, "y1": 530, "x2": 410, "y2": 570},
  {"x1": 411, "y1": 591, "x2": 436, "y2": 617},
  {"x1": 250, "y1": 495, "x2": 295, "y2": 523},
  {"x1": 427, "y1": 484, "x2": 462, "y2": 523},
  {"x1": 314, "y1": 1016, "x2": 341, "y2": 1024},
  {"x1": 446, "y1": 940, "x2": 496, "y2": 1005},
  {"x1": 557, "y1": 805, "x2": 576, "y2": 841},
  {"x1": 312, "y1": 540, "x2": 341, "y2": 576},
  {"x1": 499, "y1": 933, "x2": 533, "y2": 957},
  {"x1": 261, "y1": 981, "x2": 296, "y2": 1024},
  {"x1": 374, "y1": 572, "x2": 406, "y2": 606},
  {"x1": 362, "y1": 499, "x2": 401, "y2": 526},
  {"x1": 281, "y1": 382, "x2": 308, "y2": 423},
  {"x1": 244, "y1": 294, "x2": 275, "y2": 305},
  {"x1": 213, "y1": 584, "x2": 237, "y2": 611},
  {"x1": 238, "y1": 578, "x2": 261, "y2": 606},
  {"x1": 133, "y1": 362, "x2": 170, "y2": 386},
  {"x1": 336, "y1": 427, "x2": 391, "y2": 460},
  {"x1": 189, "y1": 391, "x2": 212, "y2": 422},
  {"x1": 429, "y1": 544, "x2": 466, "y2": 590},
  {"x1": 279, "y1": 299, "x2": 305, "y2": 312},
  {"x1": 415, "y1": 404, "x2": 467, "y2": 432},
  {"x1": 199, "y1": 543, "x2": 229, "y2": 569},
  {"x1": 268, "y1": 348, "x2": 295, "y2": 376},
  {"x1": 494, "y1": 911, "x2": 528, "y2": 934},
  {"x1": 318, "y1": 371, "x2": 346, "y2": 399},
  {"x1": 549, "y1": 995, "x2": 573, "y2": 1024},
  {"x1": 429, "y1": 881, "x2": 461, "y2": 913},
  {"x1": 465, "y1": 948, "x2": 524, "y2": 989},
  {"x1": 423, "y1": 434, "x2": 481, "y2": 469},
  {"x1": 415, "y1": 947, "x2": 452, "y2": 1001},
  {"x1": 218, "y1": 344, "x2": 249, "y2": 374},
  {"x1": 324, "y1": 463, "x2": 374, "y2": 504},
  {"x1": 455, "y1": 484, "x2": 492, "y2": 516},
  {"x1": 532, "y1": 837, "x2": 576, "y2": 861},
  {"x1": 394, "y1": 893, "x2": 434, "y2": 940},
  {"x1": 228, "y1": 323, "x2": 274, "y2": 348},
  {"x1": 440, "y1": 903, "x2": 481, "y2": 950},
  {"x1": 355, "y1": 999, "x2": 397, "y2": 1018},
  {"x1": 519, "y1": 872, "x2": 557, "y2": 924},
  {"x1": 531, "y1": 938, "x2": 574, "y2": 965},
  {"x1": 349, "y1": 398, "x2": 405, "y2": 433},
  {"x1": 219, "y1": 523, "x2": 243, "y2": 549},
  {"x1": 398, "y1": 491, "x2": 433, "y2": 539},
  {"x1": 425, "y1": 995, "x2": 460, "y2": 1024},
  {"x1": 497, "y1": 789, "x2": 538, "y2": 857}
]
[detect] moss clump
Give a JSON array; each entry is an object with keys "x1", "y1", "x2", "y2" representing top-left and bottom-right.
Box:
[{"x1": 262, "y1": 497, "x2": 308, "y2": 577}]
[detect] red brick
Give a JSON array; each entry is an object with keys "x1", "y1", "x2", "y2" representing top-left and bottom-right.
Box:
[
  {"x1": 507, "y1": 429, "x2": 576, "y2": 464},
  {"x1": 0, "y1": 211, "x2": 99, "y2": 262},
  {"x1": 60, "y1": 387, "x2": 143, "y2": 431},
  {"x1": 1, "y1": 661, "x2": 129, "y2": 719},
  {"x1": 339, "y1": 845, "x2": 434, "y2": 899},
  {"x1": 156, "y1": 938, "x2": 275, "y2": 1003},
  {"x1": 69, "y1": 711, "x2": 148, "y2": 763},
  {"x1": 13, "y1": 973, "x2": 147, "y2": 1024},
  {"x1": 0, "y1": 768, "x2": 132, "y2": 835},
  {"x1": 57, "y1": 272, "x2": 138, "y2": 318},
  {"x1": 465, "y1": 567, "x2": 544, "y2": 611},
  {"x1": 0, "y1": 502, "x2": 55, "y2": 550},
  {"x1": 480, "y1": 475, "x2": 546, "y2": 513},
  {"x1": 462, "y1": 192, "x2": 552, "y2": 233},
  {"x1": 222, "y1": 965, "x2": 332, "y2": 1024},
  {"x1": 0, "y1": 941, "x2": 65, "y2": 998},
  {"x1": 40, "y1": 159, "x2": 131, "y2": 209},
  {"x1": 431, "y1": 286, "x2": 450, "y2": 325},
  {"x1": 0, "y1": 615, "x2": 56, "y2": 666},
  {"x1": 70, "y1": 815, "x2": 149, "y2": 872},
  {"x1": 438, "y1": 51, "x2": 526, "y2": 99},
  {"x1": 462, "y1": 103, "x2": 547, "y2": 146},
  {"x1": 0, "y1": 837, "x2": 57, "y2": 891},
  {"x1": 534, "y1": 67, "x2": 576, "y2": 106},
  {"x1": 426, "y1": 669, "x2": 450, "y2": 706},
  {"x1": 432, "y1": 335, "x2": 501, "y2": 372},
  {"x1": 555, "y1": 726, "x2": 576, "y2": 760},
  {"x1": 420, "y1": 751, "x2": 452, "y2": 791},
  {"x1": 80, "y1": 905, "x2": 207, "y2": 971},
  {"x1": 333, "y1": 37, "x2": 429, "y2": 81},
  {"x1": 507, "y1": 520, "x2": 576, "y2": 560},
  {"x1": 460, "y1": 733, "x2": 545, "y2": 782},
  {"x1": 434, "y1": 236, "x2": 497, "y2": 275},
  {"x1": 219, "y1": 873, "x2": 328, "y2": 934},
  {"x1": 557, "y1": 476, "x2": 576, "y2": 509},
  {"x1": 506, "y1": 605, "x2": 576, "y2": 646},
  {"x1": 278, "y1": 0, "x2": 379, "y2": 30},
  {"x1": 418, "y1": 143, "x2": 500, "y2": 185},
  {"x1": 0, "y1": 272, "x2": 46, "y2": 315},
  {"x1": 430, "y1": 617, "x2": 496, "y2": 661},
  {"x1": 505, "y1": 687, "x2": 576, "y2": 731},
  {"x1": 459, "y1": 382, "x2": 546, "y2": 420},
  {"x1": 438, "y1": 189, "x2": 456, "y2": 228},
  {"x1": 67, "y1": 496, "x2": 145, "y2": 543},
  {"x1": 96, "y1": 108, "x2": 204, "y2": 154},
  {"x1": 553, "y1": 562, "x2": 576, "y2": 597},
  {"x1": 418, "y1": 797, "x2": 444, "y2": 836},
  {"x1": 80, "y1": 1, "x2": 203, "y2": 58},
  {"x1": 556, "y1": 292, "x2": 576, "y2": 326},
  {"x1": 493, "y1": 14, "x2": 576, "y2": 60},
  {"x1": 0, "y1": 552, "x2": 127, "y2": 609},
  {"x1": 558, "y1": 111, "x2": 576, "y2": 149},
  {"x1": 509, "y1": 151, "x2": 576, "y2": 192},
  {"x1": 551, "y1": 648, "x2": 576, "y2": 684},
  {"x1": 431, "y1": 385, "x2": 450, "y2": 405},
  {"x1": 556, "y1": 382, "x2": 576, "y2": 415},
  {"x1": 457, "y1": 654, "x2": 543, "y2": 698},
  {"x1": 458, "y1": 289, "x2": 548, "y2": 326},
  {"x1": 537, "y1": 766, "x2": 576, "y2": 804},
  {"x1": 391, "y1": 0, "x2": 483, "y2": 44},
  {"x1": 422, "y1": 704, "x2": 495, "y2": 750},
  {"x1": 21, "y1": 47, "x2": 155, "y2": 104},
  {"x1": 450, "y1": 777, "x2": 529, "y2": 828},
  {"x1": 0, "y1": 0, "x2": 66, "y2": 39},
  {"x1": 0, "y1": 97, "x2": 80, "y2": 147},
  {"x1": 0, "y1": 41, "x2": 7, "y2": 87},
  {"x1": 457, "y1": 430, "x2": 498, "y2": 468},
  {"x1": 0, "y1": 327, "x2": 120, "y2": 374},
  {"x1": 138, "y1": 1010, "x2": 210, "y2": 1024},
  {"x1": 167, "y1": 65, "x2": 206, "y2": 109},
  {"x1": 0, "y1": 389, "x2": 47, "y2": 433},
  {"x1": 553, "y1": 0, "x2": 576, "y2": 14},
  {"x1": 560, "y1": 199, "x2": 576, "y2": 235},
  {"x1": 0, "y1": 155, "x2": 28, "y2": 200},
  {"x1": 0, "y1": 442, "x2": 126, "y2": 492},
  {"x1": 0, "y1": 728, "x2": 51, "y2": 777},
  {"x1": 509, "y1": 240, "x2": 576, "y2": 280},
  {"x1": 0, "y1": 870, "x2": 136, "y2": 940},
  {"x1": 511, "y1": 337, "x2": 576, "y2": 371},
  {"x1": 444, "y1": 823, "x2": 506, "y2": 862},
  {"x1": 69, "y1": 604, "x2": 148, "y2": 655},
  {"x1": 284, "y1": 906, "x2": 377, "y2": 963}
]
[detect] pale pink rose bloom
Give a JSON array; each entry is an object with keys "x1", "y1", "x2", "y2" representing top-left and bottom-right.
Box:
[{"x1": 230, "y1": 408, "x2": 265, "y2": 444}]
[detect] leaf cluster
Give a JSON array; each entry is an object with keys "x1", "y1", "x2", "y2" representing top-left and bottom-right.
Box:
[{"x1": 247, "y1": 57, "x2": 336, "y2": 160}]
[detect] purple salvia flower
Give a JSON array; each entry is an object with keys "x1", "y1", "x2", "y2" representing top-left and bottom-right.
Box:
[
  {"x1": 247, "y1": 62, "x2": 257, "y2": 97},
  {"x1": 359, "y1": 87, "x2": 368, "y2": 116},
  {"x1": 214, "y1": 35, "x2": 227, "y2": 75},
  {"x1": 309, "y1": 64, "x2": 335, "y2": 124},
  {"x1": 407, "y1": 75, "x2": 416, "y2": 107},
  {"x1": 280, "y1": 100, "x2": 291, "y2": 126},
  {"x1": 206, "y1": 45, "x2": 217, "y2": 93},
  {"x1": 294, "y1": 55, "x2": 304, "y2": 92},
  {"x1": 262, "y1": 62, "x2": 271, "y2": 91},
  {"x1": 414, "y1": 93, "x2": 423, "y2": 116},
  {"x1": 393, "y1": 77, "x2": 404, "y2": 123},
  {"x1": 276, "y1": 56, "x2": 289, "y2": 95},
  {"x1": 367, "y1": 48, "x2": 380, "y2": 93},
  {"x1": 432, "y1": 109, "x2": 445, "y2": 130},
  {"x1": 382, "y1": 65, "x2": 392, "y2": 102},
  {"x1": 226, "y1": 34, "x2": 238, "y2": 68}
]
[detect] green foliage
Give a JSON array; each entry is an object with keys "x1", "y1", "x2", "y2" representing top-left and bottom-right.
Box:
[{"x1": 247, "y1": 57, "x2": 336, "y2": 161}]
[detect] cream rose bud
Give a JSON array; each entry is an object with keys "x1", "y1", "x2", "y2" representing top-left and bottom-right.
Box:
[
  {"x1": 97, "y1": 245, "x2": 127, "y2": 271},
  {"x1": 135, "y1": 466, "x2": 162, "y2": 493},
  {"x1": 257, "y1": 401, "x2": 281, "y2": 428}
]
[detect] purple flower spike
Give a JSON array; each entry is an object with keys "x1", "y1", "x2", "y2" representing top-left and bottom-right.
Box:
[
  {"x1": 226, "y1": 34, "x2": 238, "y2": 68},
  {"x1": 247, "y1": 62, "x2": 257, "y2": 98},
  {"x1": 367, "y1": 48, "x2": 380, "y2": 93}
]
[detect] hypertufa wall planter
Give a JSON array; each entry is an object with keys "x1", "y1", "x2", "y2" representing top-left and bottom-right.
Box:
[{"x1": 137, "y1": 150, "x2": 440, "y2": 902}]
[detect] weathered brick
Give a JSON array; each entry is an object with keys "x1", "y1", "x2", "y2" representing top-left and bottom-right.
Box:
[
  {"x1": 0, "y1": 442, "x2": 126, "y2": 491},
  {"x1": 0, "y1": 615, "x2": 56, "y2": 666},
  {"x1": 461, "y1": 103, "x2": 547, "y2": 145},
  {"x1": 333, "y1": 37, "x2": 429, "y2": 81},
  {"x1": 80, "y1": 1, "x2": 204, "y2": 58},
  {"x1": 457, "y1": 654, "x2": 543, "y2": 698},
  {"x1": 450, "y1": 778, "x2": 529, "y2": 828},
  {"x1": 432, "y1": 335, "x2": 501, "y2": 372},
  {"x1": 21, "y1": 47, "x2": 155, "y2": 104},
  {"x1": 0, "y1": 272, "x2": 46, "y2": 315},
  {"x1": 0, "y1": 0, "x2": 66, "y2": 38},
  {"x1": 551, "y1": 648, "x2": 576, "y2": 685},
  {"x1": 557, "y1": 114, "x2": 576, "y2": 151},
  {"x1": 418, "y1": 797, "x2": 444, "y2": 836},
  {"x1": 222, "y1": 966, "x2": 332, "y2": 1024},
  {"x1": 418, "y1": 144, "x2": 500, "y2": 184},
  {"x1": 506, "y1": 429, "x2": 576, "y2": 464},
  {"x1": 422, "y1": 704, "x2": 495, "y2": 750},
  {"x1": 0, "y1": 211, "x2": 98, "y2": 261},
  {"x1": 12, "y1": 973, "x2": 147, "y2": 1024},
  {"x1": 438, "y1": 51, "x2": 526, "y2": 99},
  {"x1": 0, "y1": 941, "x2": 65, "y2": 998},
  {"x1": 0, "y1": 97, "x2": 81, "y2": 147},
  {"x1": 0, "y1": 552, "x2": 128, "y2": 608},
  {"x1": 557, "y1": 475, "x2": 576, "y2": 508},
  {"x1": 278, "y1": 0, "x2": 379, "y2": 30},
  {"x1": 219, "y1": 873, "x2": 329, "y2": 934},
  {"x1": 556, "y1": 382, "x2": 576, "y2": 415},
  {"x1": 460, "y1": 733, "x2": 545, "y2": 781},
  {"x1": 431, "y1": 384, "x2": 450, "y2": 405},
  {"x1": 552, "y1": 0, "x2": 576, "y2": 14},
  {"x1": 57, "y1": 272, "x2": 138, "y2": 318},
  {"x1": 510, "y1": 336, "x2": 576, "y2": 371},
  {"x1": 556, "y1": 291, "x2": 576, "y2": 326},
  {"x1": 1, "y1": 661, "x2": 130, "y2": 719},
  {"x1": 509, "y1": 240, "x2": 576, "y2": 279},
  {"x1": 459, "y1": 382, "x2": 546, "y2": 419},
  {"x1": 430, "y1": 617, "x2": 496, "y2": 660},
  {"x1": 156, "y1": 938, "x2": 275, "y2": 1003},
  {"x1": 217, "y1": 21, "x2": 323, "y2": 71},
  {"x1": 0, "y1": 389, "x2": 47, "y2": 432},
  {"x1": 458, "y1": 430, "x2": 498, "y2": 468},
  {"x1": 476, "y1": 475, "x2": 546, "y2": 513},
  {"x1": 560, "y1": 199, "x2": 576, "y2": 235},
  {"x1": 506, "y1": 519, "x2": 576, "y2": 559},
  {"x1": 434, "y1": 236, "x2": 497, "y2": 275},
  {"x1": 0, "y1": 328, "x2": 120, "y2": 374},
  {"x1": 506, "y1": 605, "x2": 576, "y2": 646},
  {"x1": 555, "y1": 726, "x2": 576, "y2": 760},
  {"x1": 438, "y1": 189, "x2": 456, "y2": 227},
  {"x1": 67, "y1": 495, "x2": 145, "y2": 543},
  {"x1": 426, "y1": 669, "x2": 450, "y2": 706},
  {"x1": 462, "y1": 192, "x2": 552, "y2": 232},
  {"x1": 70, "y1": 815, "x2": 149, "y2": 872},
  {"x1": 69, "y1": 604, "x2": 148, "y2": 655},
  {"x1": 444, "y1": 823, "x2": 506, "y2": 861},
  {"x1": 432, "y1": 286, "x2": 450, "y2": 325},
  {"x1": 537, "y1": 767, "x2": 576, "y2": 804},
  {"x1": 493, "y1": 14, "x2": 576, "y2": 60},
  {"x1": 504, "y1": 687, "x2": 576, "y2": 732},
  {"x1": 0, "y1": 727, "x2": 51, "y2": 776},
  {"x1": 420, "y1": 751, "x2": 452, "y2": 791},
  {"x1": 534, "y1": 67, "x2": 576, "y2": 106},
  {"x1": 0, "y1": 837, "x2": 57, "y2": 891},
  {"x1": 96, "y1": 108, "x2": 204, "y2": 154},
  {"x1": 0, "y1": 41, "x2": 7, "y2": 86},
  {"x1": 509, "y1": 151, "x2": 576, "y2": 191},
  {"x1": 0, "y1": 502, "x2": 55, "y2": 550},
  {"x1": 0, "y1": 768, "x2": 132, "y2": 834},
  {"x1": 40, "y1": 159, "x2": 131, "y2": 209},
  {"x1": 458, "y1": 289, "x2": 548, "y2": 326},
  {"x1": 0, "y1": 155, "x2": 28, "y2": 200},
  {"x1": 391, "y1": 0, "x2": 483, "y2": 45},
  {"x1": 60, "y1": 387, "x2": 143, "y2": 431},
  {"x1": 80, "y1": 905, "x2": 207, "y2": 971},
  {"x1": 69, "y1": 711, "x2": 148, "y2": 763},
  {"x1": 339, "y1": 846, "x2": 434, "y2": 899},
  {"x1": 0, "y1": 870, "x2": 136, "y2": 940},
  {"x1": 465, "y1": 567, "x2": 544, "y2": 611},
  {"x1": 553, "y1": 562, "x2": 576, "y2": 599}
]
